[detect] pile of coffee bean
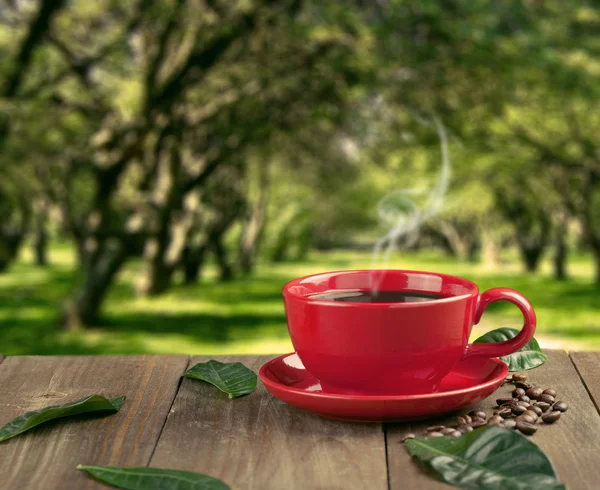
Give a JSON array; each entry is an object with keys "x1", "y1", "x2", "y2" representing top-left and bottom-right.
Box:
[{"x1": 403, "y1": 372, "x2": 568, "y2": 441}]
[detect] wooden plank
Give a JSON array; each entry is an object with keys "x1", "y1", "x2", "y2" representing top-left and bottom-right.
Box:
[
  {"x1": 386, "y1": 350, "x2": 600, "y2": 490},
  {"x1": 570, "y1": 351, "x2": 600, "y2": 413},
  {"x1": 0, "y1": 355, "x2": 188, "y2": 490},
  {"x1": 150, "y1": 355, "x2": 388, "y2": 490}
]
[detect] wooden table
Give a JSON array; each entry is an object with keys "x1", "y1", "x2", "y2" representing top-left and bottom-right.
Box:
[{"x1": 1, "y1": 351, "x2": 599, "y2": 489}]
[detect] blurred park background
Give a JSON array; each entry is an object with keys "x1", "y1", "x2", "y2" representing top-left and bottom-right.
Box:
[{"x1": 0, "y1": 0, "x2": 599, "y2": 356}]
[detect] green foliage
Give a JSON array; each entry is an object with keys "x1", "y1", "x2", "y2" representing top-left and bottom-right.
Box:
[
  {"x1": 78, "y1": 465, "x2": 230, "y2": 490},
  {"x1": 406, "y1": 426, "x2": 565, "y2": 490},
  {"x1": 0, "y1": 395, "x2": 124, "y2": 442},
  {"x1": 474, "y1": 328, "x2": 547, "y2": 372},
  {"x1": 183, "y1": 360, "x2": 257, "y2": 398}
]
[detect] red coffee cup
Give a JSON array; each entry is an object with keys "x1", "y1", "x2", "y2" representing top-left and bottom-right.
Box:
[{"x1": 282, "y1": 270, "x2": 536, "y2": 395}]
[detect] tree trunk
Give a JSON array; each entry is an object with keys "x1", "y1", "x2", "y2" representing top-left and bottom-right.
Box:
[
  {"x1": 437, "y1": 221, "x2": 470, "y2": 259},
  {"x1": 481, "y1": 228, "x2": 501, "y2": 270},
  {"x1": 513, "y1": 217, "x2": 550, "y2": 274},
  {"x1": 592, "y1": 245, "x2": 600, "y2": 286},
  {"x1": 137, "y1": 231, "x2": 176, "y2": 297},
  {"x1": 33, "y1": 222, "x2": 48, "y2": 267},
  {"x1": 574, "y1": 173, "x2": 600, "y2": 285},
  {"x1": 0, "y1": 233, "x2": 24, "y2": 273},
  {"x1": 553, "y1": 215, "x2": 568, "y2": 281},
  {"x1": 63, "y1": 239, "x2": 127, "y2": 330},
  {"x1": 182, "y1": 244, "x2": 206, "y2": 284},
  {"x1": 519, "y1": 243, "x2": 545, "y2": 273},
  {"x1": 271, "y1": 231, "x2": 290, "y2": 262},
  {"x1": 468, "y1": 240, "x2": 480, "y2": 263},
  {"x1": 239, "y1": 163, "x2": 270, "y2": 275},
  {"x1": 293, "y1": 225, "x2": 313, "y2": 261},
  {"x1": 140, "y1": 258, "x2": 175, "y2": 296},
  {"x1": 210, "y1": 232, "x2": 233, "y2": 281}
]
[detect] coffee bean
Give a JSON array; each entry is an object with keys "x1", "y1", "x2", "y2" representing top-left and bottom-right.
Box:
[
  {"x1": 512, "y1": 405, "x2": 527, "y2": 415},
  {"x1": 517, "y1": 400, "x2": 530, "y2": 407},
  {"x1": 403, "y1": 434, "x2": 416, "y2": 442},
  {"x1": 543, "y1": 388, "x2": 557, "y2": 398},
  {"x1": 488, "y1": 415, "x2": 503, "y2": 425},
  {"x1": 457, "y1": 424, "x2": 474, "y2": 434},
  {"x1": 512, "y1": 373, "x2": 528, "y2": 383},
  {"x1": 535, "y1": 402, "x2": 551, "y2": 412},
  {"x1": 497, "y1": 407, "x2": 513, "y2": 418},
  {"x1": 516, "y1": 420, "x2": 538, "y2": 435},
  {"x1": 523, "y1": 409, "x2": 539, "y2": 420},
  {"x1": 515, "y1": 381, "x2": 534, "y2": 390},
  {"x1": 503, "y1": 419, "x2": 517, "y2": 429},
  {"x1": 441, "y1": 427, "x2": 456, "y2": 435},
  {"x1": 529, "y1": 405, "x2": 543, "y2": 416},
  {"x1": 427, "y1": 426, "x2": 445, "y2": 432},
  {"x1": 554, "y1": 401, "x2": 568, "y2": 412},
  {"x1": 542, "y1": 411, "x2": 561, "y2": 424},
  {"x1": 429, "y1": 432, "x2": 444, "y2": 437},
  {"x1": 469, "y1": 410, "x2": 487, "y2": 420},
  {"x1": 526, "y1": 387, "x2": 543, "y2": 400},
  {"x1": 504, "y1": 376, "x2": 513, "y2": 384},
  {"x1": 539, "y1": 394, "x2": 555, "y2": 404},
  {"x1": 518, "y1": 395, "x2": 531, "y2": 403},
  {"x1": 512, "y1": 388, "x2": 526, "y2": 398},
  {"x1": 471, "y1": 419, "x2": 487, "y2": 428},
  {"x1": 516, "y1": 414, "x2": 536, "y2": 424},
  {"x1": 450, "y1": 430, "x2": 462, "y2": 438},
  {"x1": 457, "y1": 415, "x2": 472, "y2": 425},
  {"x1": 496, "y1": 398, "x2": 514, "y2": 406}
]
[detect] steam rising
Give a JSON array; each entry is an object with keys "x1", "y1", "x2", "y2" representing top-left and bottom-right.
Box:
[{"x1": 370, "y1": 116, "x2": 450, "y2": 291}]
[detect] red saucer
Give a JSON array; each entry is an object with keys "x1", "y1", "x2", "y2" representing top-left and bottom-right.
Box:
[{"x1": 259, "y1": 353, "x2": 507, "y2": 422}]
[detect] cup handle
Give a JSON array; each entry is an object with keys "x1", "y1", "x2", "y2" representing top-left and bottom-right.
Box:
[{"x1": 463, "y1": 288, "x2": 536, "y2": 359}]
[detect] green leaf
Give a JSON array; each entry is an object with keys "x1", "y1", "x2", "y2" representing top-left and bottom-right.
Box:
[
  {"x1": 77, "y1": 465, "x2": 230, "y2": 490},
  {"x1": 0, "y1": 394, "x2": 125, "y2": 443},
  {"x1": 474, "y1": 327, "x2": 547, "y2": 371},
  {"x1": 406, "y1": 426, "x2": 565, "y2": 490},
  {"x1": 183, "y1": 360, "x2": 257, "y2": 398}
]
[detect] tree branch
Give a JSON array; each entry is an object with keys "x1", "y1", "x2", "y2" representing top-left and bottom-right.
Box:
[
  {"x1": 144, "y1": 0, "x2": 187, "y2": 99},
  {"x1": 2, "y1": 0, "x2": 66, "y2": 97},
  {"x1": 148, "y1": 11, "x2": 258, "y2": 114}
]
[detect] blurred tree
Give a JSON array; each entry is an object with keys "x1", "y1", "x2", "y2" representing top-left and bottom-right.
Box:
[
  {"x1": 371, "y1": 0, "x2": 600, "y2": 281},
  {"x1": 0, "y1": 170, "x2": 30, "y2": 271},
  {"x1": 238, "y1": 157, "x2": 270, "y2": 275},
  {"x1": 0, "y1": 0, "x2": 66, "y2": 269},
  {"x1": 1, "y1": 0, "x2": 370, "y2": 325},
  {"x1": 1, "y1": 0, "x2": 599, "y2": 334}
]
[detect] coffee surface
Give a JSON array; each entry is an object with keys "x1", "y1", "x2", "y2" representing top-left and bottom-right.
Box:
[{"x1": 308, "y1": 289, "x2": 444, "y2": 303}]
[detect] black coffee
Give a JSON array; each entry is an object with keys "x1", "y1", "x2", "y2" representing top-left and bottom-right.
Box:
[{"x1": 308, "y1": 289, "x2": 444, "y2": 303}]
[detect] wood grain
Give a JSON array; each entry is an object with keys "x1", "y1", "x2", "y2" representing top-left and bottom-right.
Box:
[
  {"x1": 0, "y1": 355, "x2": 188, "y2": 490},
  {"x1": 150, "y1": 355, "x2": 388, "y2": 490},
  {"x1": 570, "y1": 351, "x2": 600, "y2": 413},
  {"x1": 386, "y1": 350, "x2": 600, "y2": 490}
]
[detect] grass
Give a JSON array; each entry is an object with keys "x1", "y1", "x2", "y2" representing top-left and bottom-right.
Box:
[{"x1": 0, "y1": 243, "x2": 598, "y2": 356}]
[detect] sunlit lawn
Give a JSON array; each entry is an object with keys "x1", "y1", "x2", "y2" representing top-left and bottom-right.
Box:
[{"x1": 0, "y1": 242, "x2": 598, "y2": 356}]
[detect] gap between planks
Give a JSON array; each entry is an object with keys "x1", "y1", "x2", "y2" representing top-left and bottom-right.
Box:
[
  {"x1": 145, "y1": 355, "x2": 191, "y2": 465},
  {"x1": 569, "y1": 351, "x2": 600, "y2": 416},
  {"x1": 150, "y1": 355, "x2": 389, "y2": 490}
]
